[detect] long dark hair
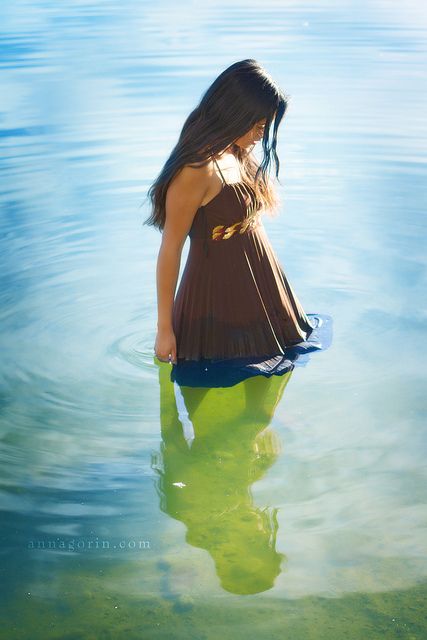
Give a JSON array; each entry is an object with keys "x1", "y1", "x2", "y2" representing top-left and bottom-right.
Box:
[{"x1": 143, "y1": 59, "x2": 290, "y2": 231}]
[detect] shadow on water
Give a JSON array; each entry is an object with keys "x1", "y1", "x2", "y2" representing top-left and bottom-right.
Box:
[{"x1": 152, "y1": 358, "x2": 291, "y2": 595}]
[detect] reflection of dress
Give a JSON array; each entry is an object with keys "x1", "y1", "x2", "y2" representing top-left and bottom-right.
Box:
[{"x1": 171, "y1": 157, "x2": 332, "y2": 387}]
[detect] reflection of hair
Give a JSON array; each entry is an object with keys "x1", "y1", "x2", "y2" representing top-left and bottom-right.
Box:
[{"x1": 143, "y1": 58, "x2": 290, "y2": 231}]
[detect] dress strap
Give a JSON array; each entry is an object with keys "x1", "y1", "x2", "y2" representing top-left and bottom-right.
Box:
[
  {"x1": 213, "y1": 157, "x2": 227, "y2": 186},
  {"x1": 203, "y1": 157, "x2": 227, "y2": 259}
]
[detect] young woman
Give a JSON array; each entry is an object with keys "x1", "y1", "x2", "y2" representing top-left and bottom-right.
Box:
[{"x1": 145, "y1": 59, "x2": 330, "y2": 387}]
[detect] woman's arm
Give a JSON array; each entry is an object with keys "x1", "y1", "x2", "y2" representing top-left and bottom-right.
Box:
[{"x1": 154, "y1": 162, "x2": 210, "y2": 362}]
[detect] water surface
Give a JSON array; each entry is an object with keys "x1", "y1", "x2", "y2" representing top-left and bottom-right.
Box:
[{"x1": 1, "y1": 0, "x2": 426, "y2": 638}]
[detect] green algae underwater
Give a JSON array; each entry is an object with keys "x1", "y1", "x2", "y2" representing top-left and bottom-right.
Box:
[{"x1": 2, "y1": 576, "x2": 427, "y2": 639}]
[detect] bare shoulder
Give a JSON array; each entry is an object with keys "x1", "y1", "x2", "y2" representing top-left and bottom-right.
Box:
[
  {"x1": 168, "y1": 159, "x2": 212, "y2": 196},
  {"x1": 163, "y1": 159, "x2": 213, "y2": 247},
  {"x1": 165, "y1": 159, "x2": 213, "y2": 212}
]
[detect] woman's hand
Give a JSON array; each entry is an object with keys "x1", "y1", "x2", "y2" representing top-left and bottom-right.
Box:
[{"x1": 154, "y1": 326, "x2": 177, "y2": 364}]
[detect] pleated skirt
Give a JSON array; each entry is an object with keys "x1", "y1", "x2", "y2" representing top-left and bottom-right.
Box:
[{"x1": 170, "y1": 224, "x2": 332, "y2": 388}]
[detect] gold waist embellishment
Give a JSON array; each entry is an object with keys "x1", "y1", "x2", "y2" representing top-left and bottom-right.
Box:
[{"x1": 212, "y1": 212, "x2": 261, "y2": 241}]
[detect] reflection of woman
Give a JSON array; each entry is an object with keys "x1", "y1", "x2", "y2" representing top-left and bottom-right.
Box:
[
  {"x1": 152, "y1": 359, "x2": 291, "y2": 595},
  {"x1": 145, "y1": 58, "x2": 328, "y2": 387}
]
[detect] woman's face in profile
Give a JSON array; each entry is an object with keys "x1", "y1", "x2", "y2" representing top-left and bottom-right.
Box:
[{"x1": 234, "y1": 118, "x2": 267, "y2": 150}]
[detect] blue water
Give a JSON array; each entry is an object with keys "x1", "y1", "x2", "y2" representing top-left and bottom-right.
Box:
[{"x1": 1, "y1": 1, "x2": 426, "y2": 638}]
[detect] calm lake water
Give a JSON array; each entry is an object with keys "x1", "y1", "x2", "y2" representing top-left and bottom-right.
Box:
[{"x1": 1, "y1": 1, "x2": 426, "y2": 638}]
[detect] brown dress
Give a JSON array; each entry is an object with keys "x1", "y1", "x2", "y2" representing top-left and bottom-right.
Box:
[{"x1": 171, "y1": 157, "x2": 331, "y2": 387}]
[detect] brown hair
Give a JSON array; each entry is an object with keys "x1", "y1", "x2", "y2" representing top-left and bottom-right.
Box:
[{"x1": 143, "y1": 59, "x2": 290, "y2": 231}]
